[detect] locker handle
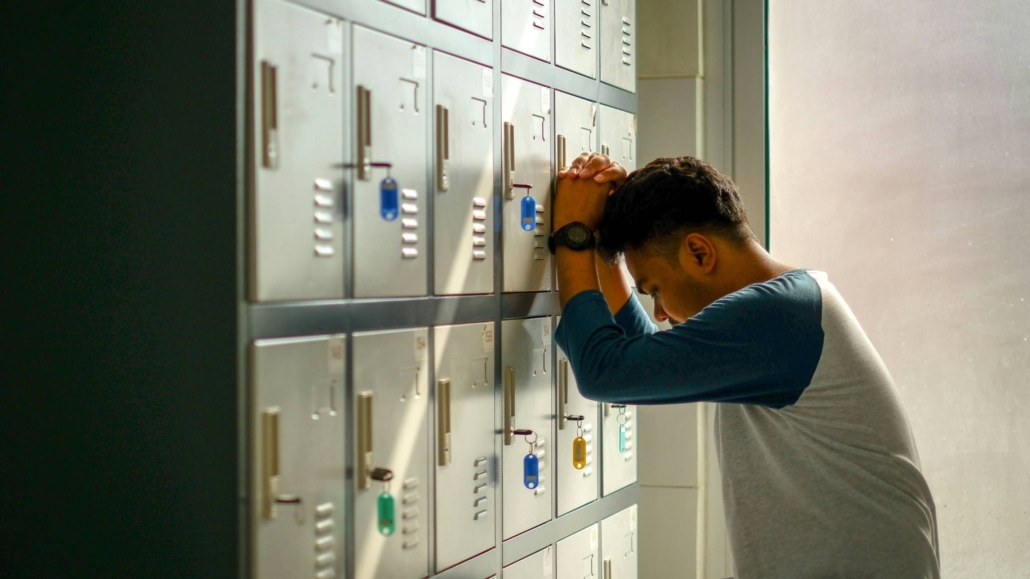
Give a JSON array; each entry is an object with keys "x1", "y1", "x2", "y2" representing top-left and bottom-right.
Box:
[
  {"x1": 557, "y1": 134, "x2": 567, "y2": 172},
  {"x1": 357, "y1": 85, "x2": 373, "y2": 181},
  {"x1": 261, "y1": 408, "x2": 303, "y2": 520},
  {"x1": 260, "y1": 61, "x2": 279, "y2": 169},
  {"x1": 558, "y1": 358, "x2": 569, "y2": 430},
  {"x1": 601, "y1": 144, "x2": 610, "y2": 157},
  {"x1": 503, "y1": 122, "x2": 516, "y2": 199},
  {"x1": 504, "y1": 366, "x2": 515, "y2": 445},
  {"x1": 358, "y1": 392, "x2": 374, "y2": 490},
  {"x1": 437, "y1": 379, "x2": 452, "y2": 466},
  {"x1": 435, "y1": 104, "x2": 450, "y2": 192},
  {"x1": 603, "y1": 557, "x2": 612, "y2": 579}
]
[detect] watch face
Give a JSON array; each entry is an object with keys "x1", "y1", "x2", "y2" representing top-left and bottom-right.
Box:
[{"x1": 567, "y1": 226, "x2": 589, "y2": 244}]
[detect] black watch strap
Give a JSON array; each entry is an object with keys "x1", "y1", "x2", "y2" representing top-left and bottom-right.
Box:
[{"x1": 548, "y1": 222, "x2": 595, "y2": 254}]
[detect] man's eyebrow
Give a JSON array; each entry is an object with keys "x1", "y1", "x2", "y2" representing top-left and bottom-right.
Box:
[{"x1": 635, "y1": 278, "x2": 649, "y2": 294}]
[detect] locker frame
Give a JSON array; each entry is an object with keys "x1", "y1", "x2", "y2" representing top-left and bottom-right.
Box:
[{"x1": 241, "y1": 0, "x2": 638, "y2": 577}]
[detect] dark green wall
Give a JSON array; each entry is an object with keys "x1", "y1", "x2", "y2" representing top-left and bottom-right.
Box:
[{"x1": 3, "y1": 1, "x2": 240, "y2": 577}]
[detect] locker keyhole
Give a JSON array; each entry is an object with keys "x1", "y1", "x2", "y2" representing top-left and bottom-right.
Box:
[
  {"x1": 471, "y1": 357, "x2": 489, "y2": 388},
  {"x1": 311, "y1": 377, "x2": 339, "y2": 419},
  {"x1": 533, "y1": 347, "x2": 548, "y2": 375},
  {"x1": 310, "y1": 54, "x2": 335, "y2": 93},
  {"x1": 532, "y1": 114, "x2": 546, "y2": 141},
  {"x1": 399, "y1": 367, "x2": 421, "y2": 401},
  {"x1": 399, "y1": 79, "x2": 420, "y2": 113},
  {"x1": 471, "y1": 97, "x2": 488, "y2": 128}
]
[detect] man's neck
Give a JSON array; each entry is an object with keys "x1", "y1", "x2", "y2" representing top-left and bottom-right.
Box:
[{"x1": 715, "y1": 240, "x2": 796, "y2": 298}]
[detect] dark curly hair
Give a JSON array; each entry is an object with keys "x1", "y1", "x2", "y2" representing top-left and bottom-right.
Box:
[{"x1": 596, "y1": 156, "x2": 755, "y2": 262}]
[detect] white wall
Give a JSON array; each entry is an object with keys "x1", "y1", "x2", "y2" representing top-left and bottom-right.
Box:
[{"x1": 769, "y1": 1, "x2": 1030, "y2": 575}]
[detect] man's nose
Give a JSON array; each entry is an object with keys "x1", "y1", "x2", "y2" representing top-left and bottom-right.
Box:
[{"x1": 654, "y1": 301, "x2": 669, "y2": 323}]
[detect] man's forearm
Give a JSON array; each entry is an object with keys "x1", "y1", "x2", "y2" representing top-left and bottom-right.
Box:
[
  {"x1": 557, "y1": 247, "x2": 600, "y2": 309},
  {"x1": 595, "y1": 254, "x2": 633, "y2": 315}
]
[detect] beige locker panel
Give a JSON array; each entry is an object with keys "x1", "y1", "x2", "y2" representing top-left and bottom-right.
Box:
[
  {"x1": 556, "y1": 524, "x2": 599, "y2": 579},
  {"x1": 503, "y1": 546, "x2": 554, "y2": 579},
  {"x1": 251, "y1": 335, "x2": 345, "y2": 579},
  {"x1": 554, "y1": 91, "x2": 598, "y2": 172},
  {"x1": 501, "y1": 317, "x2": 554, "y2": 538},
  {"x1": 599, "y1": 0, "x2": 635, "y2": 93},
  {"x1": 433, "y1": 322, "x2": 498, "y2": 571},
  {"x1": 555, "y1": 0, "x2": 597, "y2": 78},
  {"x1": 501, "y1": 0, "x2": 551, "y2": 62},
  {"x1": 600, "y1": 505, "x2": 638, "y2": 579},
  {"x1": 433, "y1": 52, "x2": 495, "y2": 295},
  {"x1": 352, "y1": 26, "x2": 428, "y2": 297},
  {"x1": 382, "y1": 0, "x2": 427, "y2": 16},
  {"x1": 555, "y1": 317, "x2": 598, "y2": 516},
  {"x1": 598, "y1": 105, "x2": 636, "y2": 173},
  {"x1": 501, "y1": 76, "x2": 553, "y2": 293},
  {"x1": 433, "y1": 0, "x2": 493, "y2": 39},
  {"x1": 601, "y1": 402, "x2": 637, "y2": 496},
  {"x1": 353, "y1": 328, "x2": 430, "y2": 579},
  {"x1": 251, "y1": 0, "x2": 344, "y2": 301}
]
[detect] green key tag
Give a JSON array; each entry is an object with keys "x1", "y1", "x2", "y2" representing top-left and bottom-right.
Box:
[{"x1": 371, "y1": 467, "x2": 396, "y2": 536}]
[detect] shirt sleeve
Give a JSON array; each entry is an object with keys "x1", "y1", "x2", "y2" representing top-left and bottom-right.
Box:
[
  {"x1": 552, "y1": 274, "x2": 825, "y2": 408},
  {"x1": 613, "y1": 293, "x2": 658, "y2": 338}
]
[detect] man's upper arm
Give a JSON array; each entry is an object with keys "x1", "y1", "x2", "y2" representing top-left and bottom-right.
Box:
[
  {"x1": 553, "y1": 275, "x2": 825, "y2": 408},
  {"x1": 613, "y1": 293, "x2": 658, "y2": 338}
]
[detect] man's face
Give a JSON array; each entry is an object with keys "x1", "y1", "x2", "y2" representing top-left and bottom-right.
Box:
[{"x1": 624, "y1": 243, "x2": 717, "y2": 325}]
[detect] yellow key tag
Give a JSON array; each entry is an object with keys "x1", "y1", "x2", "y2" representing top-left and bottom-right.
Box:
[{"x1": 572, "y1": 436, "x2": 587, "y2": 470}]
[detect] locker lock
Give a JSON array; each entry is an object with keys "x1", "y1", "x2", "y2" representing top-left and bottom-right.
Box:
[{"x1": 337, "y1": 161, "x2": 399, "y2": 221}]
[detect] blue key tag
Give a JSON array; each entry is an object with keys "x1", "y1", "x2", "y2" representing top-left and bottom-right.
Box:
[
  {"x1": 617, "y1": 407, "x2": 628, "y2": 453},
  {"x1": 380, "y1": 176, "x2": 399, "y2": 221},
  {"x1": 523, "y1": 452, "x2": 539, "y2": 489},
  {"x1": 520, "y1": 194, "x2": 537, "y2": 232}
]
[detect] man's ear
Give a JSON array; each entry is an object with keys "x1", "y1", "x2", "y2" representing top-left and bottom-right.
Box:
[{"x1": 679, "y1": 233, "x2": 717, "y2": 273}]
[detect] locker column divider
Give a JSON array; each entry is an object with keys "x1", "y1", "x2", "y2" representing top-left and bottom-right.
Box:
[
  {"x1": 491, "y1": 3, "x2": 504, "y2": 577},
  {"x1": 236, "y1": 1, "x2": 251, "y2": 578}
]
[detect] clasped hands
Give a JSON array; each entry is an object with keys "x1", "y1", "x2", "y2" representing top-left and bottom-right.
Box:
[{"x1": 553, "y1": 152, "x2": 628, "y2": 233}]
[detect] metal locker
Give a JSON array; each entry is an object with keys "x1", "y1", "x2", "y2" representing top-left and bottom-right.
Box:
[
  {"x1": 501, "y1": 317, "x2": 555, "y2": 538},
  {"x1": 433, "y1": 52, "x2": 495, "y2": 296},
  {"x1": 433, "y1": 0, "x2": 493, "y2": 39},
  {"x1": 382, "y1": 0, "x2": 427, "y2": 17},
  {"x1": 555, "y1": 0, "x2": 597, "y2": 78},
  {"x1": 601, "y1": 401, "x2": 637, "y2": 496},
  {"x1": 599, "y1": 0, "x2": 635, "y2": 93},
  {"x1": 501, "y1": 76, "x2": 553, "y2": 293},
  {"x1": 353, "y1": 328, "x2": 430, "y2": 579},
  {"x1": 554, "y1": 92, "x2": 598, "y2": 174},
  {"x1": 250, "y1": 335, "x2": 346, "y2": 579},
  {"x1": 501, "y1": 0, "x2": 551, "y2": 62},
  {"x1": 251, "y1": 0, "x2": 345, "y2": 302},
  {"x1": 503, "y1": 546, "x2": 554, "y2": 579},
  {"x1": 556, "y1": 524, "x2": 599, "y2": 579},
  {"x1": 555, "y1": 316, "x2": 598, "y2": 516},
  {"x1": 598, "y1": 105, "x2": 636, "y2": 173},
  {"x1": 600, "y1": 505, "x2": 638, "y2": 579},
  {"x1": 433, "y1": 322, "x2": 497, "y2": 571},
  {"x1": 352, "y1": 26, "x2": 429, "y2": 298}
]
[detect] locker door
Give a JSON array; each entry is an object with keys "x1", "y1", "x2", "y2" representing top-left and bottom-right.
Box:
[
  {"x1": 433, "y1": 322, "x2": 498, "y2": 571},
  {"x1": 352, "y1": 27, "x2": 429, "y2": 298},
  {"x1": 601, "y1": 402, "x2": 636, "y2": 496},
  {"x1": 433, "y1": 52, "x2": 495, "y2": 296},
  {"x1": 382, "y1": 0, "x2": 427, "y2": 16},
  {"x1": 501, "y1": 76, "x2": 553, "y2": 293},
  {"x1": 251, "y1": 0, "x2": 345, "y2": 302},
  {"x1": 556, "y1": 524, "x2": 599, "y2": 579},
  {"x1": 353, "y1": 328, "x2": 430, "y2": 579},
  {"x1": 598, "y1": 105, "x2": 636, "y2": 173},
  {"x1": 599, "y1": 0, "x2": 635, "y2": 93},
  {"x1": 501, "y1": 317, "x2": 554, "y2": 538},
  {"x1": 554, "y1": 92, "x2": 598, "y2": 173},
  {"x1": 433, "y1": 0, "x2": 493, "y2": 39},
  {"x1": 251, "y1": 335, "x2": 345, "y2": 579},
  {"x1": 501, "y1": 0, "x2": 551, "y2": 62},
  {"x1": 555, "y1": 317, "x2": 598, "y2": 516},
  {"x1": 600, "y1": 505, "x2": 638, "y2": 579},
  {"x1": 503, "y1": 546, "x2": 554, "y2": 579},
  {"x1": 555, "y1": 0, "x2": 597, "y2": 78}
]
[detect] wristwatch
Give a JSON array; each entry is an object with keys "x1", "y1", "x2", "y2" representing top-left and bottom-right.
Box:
[{"x1": 548, "y1": 222, "x2": 595, "y2": 254}]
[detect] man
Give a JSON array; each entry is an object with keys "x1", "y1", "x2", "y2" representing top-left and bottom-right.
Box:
[{"x1": 550, "y1": 154, "x2": 940, "y2": 578}]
